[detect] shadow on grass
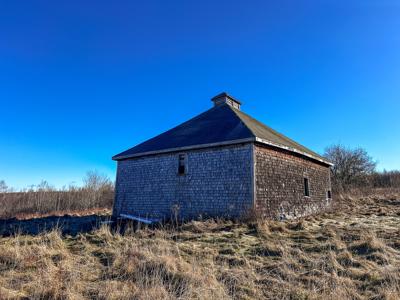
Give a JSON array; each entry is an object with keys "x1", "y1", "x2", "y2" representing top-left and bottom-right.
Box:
[{"x1": 0, "y1": 214, "x2": 111, "y2": 237}]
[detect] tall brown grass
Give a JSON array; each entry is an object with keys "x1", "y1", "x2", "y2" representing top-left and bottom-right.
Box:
[{"x1": 0, "y1": 189, "x2": 399, "y2": 299}]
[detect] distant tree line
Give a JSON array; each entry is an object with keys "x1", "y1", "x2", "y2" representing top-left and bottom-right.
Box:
[
  {"x1": 1, "y1": 146, "x2": 398, "y2": 218},
  {"x1": 324, "y1": 144, "x2": 400, "y2": 191},
  {"x1": 0, "y1": 171, "x2": 114, "y2": 219}
]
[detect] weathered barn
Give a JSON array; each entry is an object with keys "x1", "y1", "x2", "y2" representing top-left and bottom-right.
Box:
[{"x1": 112, "y1": 93, "x2": 332, "y2": 221}]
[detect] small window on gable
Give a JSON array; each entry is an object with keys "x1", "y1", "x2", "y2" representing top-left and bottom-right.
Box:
[
  {"x1": 178, "y1": 154, "x2": 187, "y2": 175},
  {"x1": 304, "y1": 178, "x2": 310, "y2": 197},
  {"x1": 327, "y1": 190, "x2": 332, "y2": 199}
]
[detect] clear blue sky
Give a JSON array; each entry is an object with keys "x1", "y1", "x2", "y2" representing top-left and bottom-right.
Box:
[{"x1": 0, "y1": 1, "x2": 399, "y2": 189}]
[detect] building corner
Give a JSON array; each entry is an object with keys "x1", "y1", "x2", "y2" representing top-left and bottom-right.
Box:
[{"x1": 250, "y1": 143, "x2": 257, "y2": 214}]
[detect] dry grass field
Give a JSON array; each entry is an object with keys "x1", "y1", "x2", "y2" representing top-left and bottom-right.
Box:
[{"x1": 0, "y1": 189, "x2": 399, "y2": 299}]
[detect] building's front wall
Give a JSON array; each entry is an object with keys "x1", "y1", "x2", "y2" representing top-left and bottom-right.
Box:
[
  {"x1": 113, "y1": 143, "x2": 253, "y2": 220},
  {"x1": 254, "y1": 144, "x2": 332, "y2": 219}
]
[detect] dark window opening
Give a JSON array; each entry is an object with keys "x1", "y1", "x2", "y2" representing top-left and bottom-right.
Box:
[
  {"x1": 327, "y1": 190, "x2": 332, "y2": 199},
  {"x1": 304, "y1": 178, "x2": 310, "y2": 197},
  {"x1": 178, "y1": 154, "x2": 186, "y2": 175}
]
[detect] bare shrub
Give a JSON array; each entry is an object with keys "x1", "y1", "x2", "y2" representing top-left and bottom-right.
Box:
[
  {"x1": 0, "y1": 180, "x2": 8, "y2": 193},
  {"x1": 83, "y1": 170, "x2": 114, "y2": 208},
  {"x1": 324, "y1": 144, "x2": 376, "y2": 191}
]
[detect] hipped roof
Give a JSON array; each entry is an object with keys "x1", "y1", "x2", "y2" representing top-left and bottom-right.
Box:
[{"x1": 113, "y1": 103, "x2": 331, "y2": 166}]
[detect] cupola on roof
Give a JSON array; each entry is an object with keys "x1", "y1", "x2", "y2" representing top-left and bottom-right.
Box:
[{"x1": 211, "y1": 92, "x2": 241, "y2": 110}]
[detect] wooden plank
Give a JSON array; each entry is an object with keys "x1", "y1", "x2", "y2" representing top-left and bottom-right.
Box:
[{"x1": 119, "y1": 214, "x2": 158, "y2": 224}]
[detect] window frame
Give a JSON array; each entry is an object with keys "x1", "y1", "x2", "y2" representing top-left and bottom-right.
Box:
[
  {"x1": 177, "y1": 153, "x2": 187, "y2": 175},
  {"x1": 304, "y1": 177, "x2": 310, "y2": 197}
]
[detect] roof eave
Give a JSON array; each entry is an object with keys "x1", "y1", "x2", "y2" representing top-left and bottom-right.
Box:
[
  {"x1": 254, "y1": 137, "x2": 333, "y2": 166},
  {"x1": 112, "y1": 138, "x2": 256, "y2": 161},
  {"x1": 112, "y1": 137, "x2": 333, "y2": 166}
]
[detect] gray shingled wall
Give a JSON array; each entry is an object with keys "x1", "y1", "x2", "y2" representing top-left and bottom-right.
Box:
[
  {"x1": 254, "y1": 144, "x2": 332, "y2": 220},
  {"x1": 113, "y1": 144, "x2": 253, "y2": 220}
]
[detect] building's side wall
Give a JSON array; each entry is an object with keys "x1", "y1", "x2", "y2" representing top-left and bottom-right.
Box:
[
  {"x1": 113, "y1": 144, "x2": 253, "y2": 220},
  {"x1": 254, "y1": 144, "x2": 332, "y2": 219}
]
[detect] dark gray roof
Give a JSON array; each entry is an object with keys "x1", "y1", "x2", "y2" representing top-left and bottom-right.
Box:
[
  {"x1": 232, "y1": 109, "x2": 325, "y2": 161},
  {"x1": 113, "y1": 103, "x2": 330, "y2": 165}
]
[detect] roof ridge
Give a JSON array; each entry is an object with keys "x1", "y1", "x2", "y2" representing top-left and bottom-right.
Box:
[
  {"x1": 227, "y1": 105, "x2": 257, "y2": 138},
  {"x1": 223, "y1": 104, "x2": 257, "y2": 138}
]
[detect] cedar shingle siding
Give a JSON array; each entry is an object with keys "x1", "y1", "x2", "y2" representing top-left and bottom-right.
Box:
[
  {"x1": 113, "y1": 93, "x2": 332, "y2": 221},
  {"x1": 254, "y1": 144, "x2": 331, "y2": 219},
  {"x1": 113, "y1": 144, "x2": 253, "y2": 220}
]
